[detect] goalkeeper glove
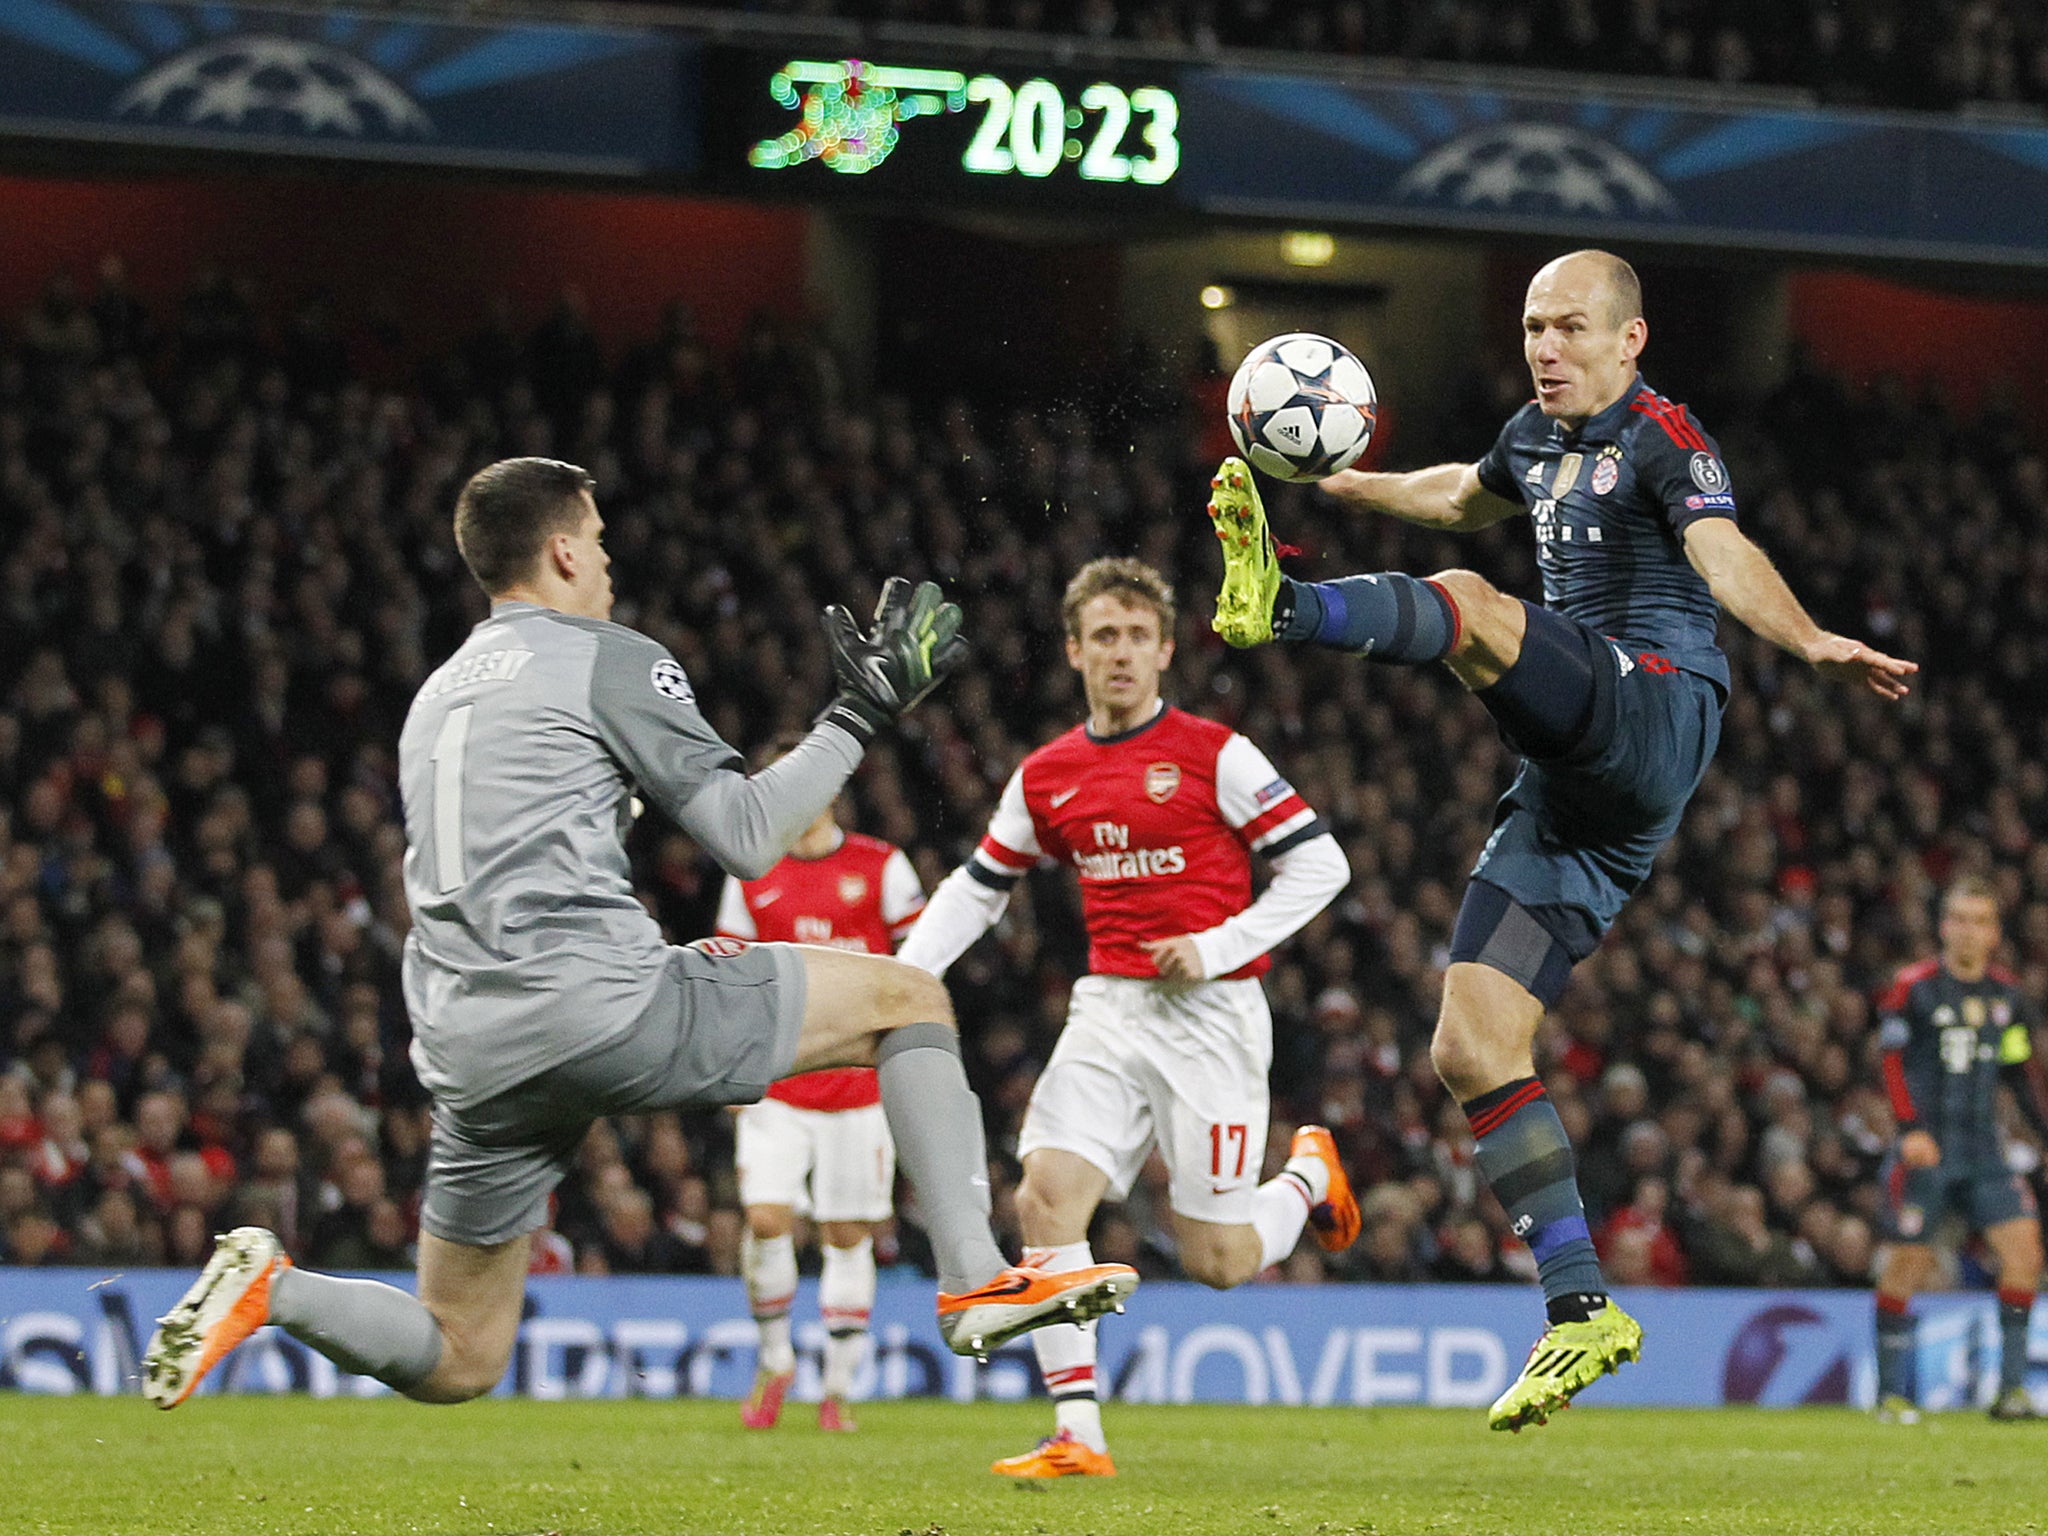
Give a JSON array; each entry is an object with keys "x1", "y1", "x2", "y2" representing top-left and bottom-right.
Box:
[{"x1": 819, "y1": 577, "x2": 968, "y2": 744}]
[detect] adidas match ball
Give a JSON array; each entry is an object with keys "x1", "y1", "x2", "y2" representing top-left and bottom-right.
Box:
[{"x1": 1226, "y1": 333, "x2": 1377, "y2": 482}]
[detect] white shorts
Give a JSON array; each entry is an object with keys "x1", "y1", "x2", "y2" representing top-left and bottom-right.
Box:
[
  {"x1": 734, "y1": 1098, "x2": 895, "y2": 1223},
  {"x1": 1018, "y1": 974, "x2": 1272, "y2": 1225}
]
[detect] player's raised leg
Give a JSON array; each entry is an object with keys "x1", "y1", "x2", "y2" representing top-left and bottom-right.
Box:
[
  {"x1": 1432, "y1": 960, "x2": 1639, "y2": 1431},
  {"x1": 144, "y1": 1225, "x2": 520, "y2": 1408},
  {"x1": 1986, "y1": 1213, "x2": 2043, "y2": 1420},
  {"x1": 1177, "y1": 1126, "x2": 1359, "y2": 1289},
  {"x1": 786, "y1": 945, "x2": 1137, "y2": 1356},
  {"x1": 1208, "y1": 458, "x2": 1473, "y2": 669}
]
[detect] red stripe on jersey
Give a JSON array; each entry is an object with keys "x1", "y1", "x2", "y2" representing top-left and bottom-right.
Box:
[
  {"x1": 1881, "y1": 957, "x2": 1941, "y2": 1015},
  {"x1": 1882, "y1": 1051, "x2": 1919, "y2": 1125},
  {"x1": 976, "y1": 834, "x2": 1036, "y2": 872},
  {"x1": 1629, "y1": 395, "x2": 1707, "y2": 452},
  {"x1": 1242, "y1": 794, "x2": 1311, "y2": 847}
]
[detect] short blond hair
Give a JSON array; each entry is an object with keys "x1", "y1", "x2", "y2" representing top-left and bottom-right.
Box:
[
  {"x1": 1061, "y1": 557, "x2": 1176, "y2": 641},
  {"x1": 1942, "y1": 874, "x2": 1999, "y2": 915}
]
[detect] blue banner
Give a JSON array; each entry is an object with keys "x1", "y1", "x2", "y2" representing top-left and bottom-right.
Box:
[
  {"x1": 2, "y1": 1269, "x2": 2040, "y2": 1409},
  {"x1": 1178, "y1": 71, "x2": 2048, "y2": 266},
  {"x1": 0, "y1": 1, "x2": 695, "y2": 175}
]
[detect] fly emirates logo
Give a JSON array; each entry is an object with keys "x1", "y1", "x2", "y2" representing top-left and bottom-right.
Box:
[{"x1": 1071, "y1": 821, "x2": 1186, "y2": 880}]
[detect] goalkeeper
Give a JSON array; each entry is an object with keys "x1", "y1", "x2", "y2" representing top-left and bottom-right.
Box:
[{"x1": 142, "y1": 456, "x2": 1135, "y2": 1410}]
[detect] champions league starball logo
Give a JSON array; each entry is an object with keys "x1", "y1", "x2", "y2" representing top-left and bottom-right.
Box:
[
  {"x1": 114, "y1": 36, "x2": 432, "y2": 137},
  {"x1": 1393, "y1": 123, "x2": 1678, "y2": 218},
  {"x1": 3, "y1": 1, "x2": 662, "y2": 159}
]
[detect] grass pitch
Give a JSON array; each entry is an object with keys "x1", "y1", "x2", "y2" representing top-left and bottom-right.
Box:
[{"x1": 5, "y1": 1396, "x2": 2047, "y2": 1536}]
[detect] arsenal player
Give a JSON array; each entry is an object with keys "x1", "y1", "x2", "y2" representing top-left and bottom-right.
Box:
[
  {"x1": 718, "y1": 740, "x2": 926, "y2": 1433},
  {"x1": 899, "y1": 557, "x2": 1354, "y2": 1477}
]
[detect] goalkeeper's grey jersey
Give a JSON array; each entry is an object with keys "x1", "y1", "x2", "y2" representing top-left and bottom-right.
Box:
[{"x1": 397, "y1": 601, "x2": 861, "y2": 1110}]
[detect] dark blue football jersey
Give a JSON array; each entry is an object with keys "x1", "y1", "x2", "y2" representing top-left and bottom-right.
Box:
[
  {"x1": 1476, "y1": 377, "x2": 1735, "y2": 694},
  {"x1": 1879, "y1": 958, "x2": 2040, "y2": 1171}
]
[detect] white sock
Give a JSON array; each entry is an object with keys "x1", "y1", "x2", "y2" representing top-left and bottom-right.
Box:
[
  {"x1": 742, "y1": 1229, "x2": 798, "y2": 1374},
  {"x1": 1028, "y1": 1239, "x2": 1105, "y2": 1452},
  {"x1": 1251, "y1": 1167, "x2": 1318, "y2": 1269},
  {"x1": 820, "y1": 1238, "x2": 875, "y2": 1398}
]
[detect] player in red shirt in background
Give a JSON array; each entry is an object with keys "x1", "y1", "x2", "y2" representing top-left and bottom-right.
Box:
[
  {"x1": 718, "y1": 738, "x2": 926, "y2": 1433},
  {"x1": 899, "y1": 558, "x2": 1356, "y2": 1477}
]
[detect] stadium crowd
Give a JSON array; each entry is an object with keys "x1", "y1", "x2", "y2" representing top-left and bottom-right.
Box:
[
  {"x1": 1, "y1": 260, "x2": 2046, "y2": 1302},
  {"x1": 684, "y1": 0, "x2": 2048, "y2": 112}
]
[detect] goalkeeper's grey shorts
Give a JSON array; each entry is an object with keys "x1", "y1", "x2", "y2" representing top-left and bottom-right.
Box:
[{"x1": 421, "y1": 940, "x2": 807, "y2": 1247}]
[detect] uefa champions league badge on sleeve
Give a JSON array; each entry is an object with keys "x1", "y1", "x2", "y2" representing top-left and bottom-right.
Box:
[
  {"x1": 1688, "y1": 452, "x2": 1728, "y2": 494},
  {"x1": 650, "y1": 658, "x2": 695, "y2": 704}
]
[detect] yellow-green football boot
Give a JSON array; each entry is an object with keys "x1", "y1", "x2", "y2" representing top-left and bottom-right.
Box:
[
  {"x1": 1206, "y1": 457, "x2": 1282, "y2": 648},
  {"x1": 1488, "y1": 1303, "x2": 1644, "y2": 1432}
]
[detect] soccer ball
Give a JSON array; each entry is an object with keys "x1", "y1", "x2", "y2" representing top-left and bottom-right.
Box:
[{"x1": 1226, "y1": 333, "x2": 1377, "y2": 483}]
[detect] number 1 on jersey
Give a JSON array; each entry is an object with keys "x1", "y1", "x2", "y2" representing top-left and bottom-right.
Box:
[
  {"x1": 431, "y1": 704, "x2": 473, "y2": 893},
  {"x1": 1210, "y1": 1122, "x2": 1248, "y2": 1180}
]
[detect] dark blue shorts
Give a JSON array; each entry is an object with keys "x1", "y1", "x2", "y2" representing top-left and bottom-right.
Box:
[
  {"x1": 1457, "y1": 606, "x2": 1723, "y2": 979},
  {"x1": 1880, "y1": 1156, "x2": 2037, "y2": 1242}
]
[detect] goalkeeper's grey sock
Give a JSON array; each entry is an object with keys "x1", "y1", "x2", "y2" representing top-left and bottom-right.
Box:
[
  {"x1": 269, "y1": 1266, "x2": 444, "y2": 1391},
  {"x1": 875, "y1": 1021, "x2": 1008, "y2": 1294}
]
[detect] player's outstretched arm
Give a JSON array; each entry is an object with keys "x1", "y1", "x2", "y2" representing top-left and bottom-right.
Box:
[
  {"x1": 1318, "y1": 461, "x2": 1521, "y2": 532},
  {"x1": 590, "y1": 628, "x2": 862, "y2": 880},
  {"x1": 1683, "y1": 518, "x2": 1916, "y2": 700}
]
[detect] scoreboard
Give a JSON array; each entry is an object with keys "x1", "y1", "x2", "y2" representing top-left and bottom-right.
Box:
[{"x1": 706, "y1": 51, "x2": 1185, "y2": 209}]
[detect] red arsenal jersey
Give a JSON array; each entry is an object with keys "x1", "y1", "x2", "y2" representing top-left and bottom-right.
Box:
[
  {"x1": 716, "y1": 831, "x2": 924, "y2": 1111},
  {"x1": 968, "y1": 706, "x2": 1320, "y2": 979}
]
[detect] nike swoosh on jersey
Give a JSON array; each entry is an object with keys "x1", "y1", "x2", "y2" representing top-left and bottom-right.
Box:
[
  {"x1": 1050, "y1": 787, "x2": 1079, "y2": 807},
  {"x1": 753, "y1": 889, "x2": 782, "y2": 907}
]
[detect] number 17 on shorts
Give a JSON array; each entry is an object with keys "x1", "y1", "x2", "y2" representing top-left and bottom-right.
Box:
[{"x1": 1209, "y1": 1123, "x2": 1250, "y2": 1193}]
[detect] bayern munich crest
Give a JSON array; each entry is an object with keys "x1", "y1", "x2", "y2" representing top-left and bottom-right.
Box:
[
  {"x1": 1591, "y1": 452, "x2": 1620, "y2": 495},
  {"x1": 1146, "y1": 763, "x2": 1181, "y2": 802}
]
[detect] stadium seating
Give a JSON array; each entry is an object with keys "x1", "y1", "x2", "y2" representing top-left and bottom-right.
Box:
[
  {"x1": 656, "y1": 0, "x2": 2048, "y2": 112},
  {"x1": 0, "y1": 264, "x2": 2043, "y2": 1295}
]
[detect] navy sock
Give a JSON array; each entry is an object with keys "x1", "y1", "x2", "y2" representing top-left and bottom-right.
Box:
[
  {"x1": 2000, "y1": 1290, "x2": 2033, "y2": 1393},
  {"x1": 1462, "y1": 1077, "x2": 1607, "y2": 1323},
  {"x1": 1274, "y1": 574, "x2": 1456, "y2": 663},
  {"x1": 1876, "y1": 1299, "x2": 1914, "y2": 1401}
]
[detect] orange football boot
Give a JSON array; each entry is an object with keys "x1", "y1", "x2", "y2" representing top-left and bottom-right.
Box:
[
  {"x1": 142, "y1": 1226, "x2": 291, "y2": 1408},
  {"x1": 1292, "y1": 1125, "x2": 1361, "y2": 1252},
  {"x1": 936, "y1": 1263, "x2": 1139, "y2": 1358},
  {"x1": 991, "y1": 1429, "x2": 1118, "y2": 1478}
]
